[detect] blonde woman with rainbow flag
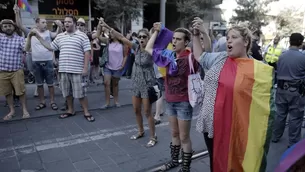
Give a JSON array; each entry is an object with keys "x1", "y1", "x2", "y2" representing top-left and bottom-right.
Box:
[{"x1": 193, "y1": 17, "x2": 275, "y2": 172}]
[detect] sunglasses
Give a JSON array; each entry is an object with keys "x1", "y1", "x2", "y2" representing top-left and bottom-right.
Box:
[
  {"x1": 138, "y1": 35, "x2": 147, "y2": 39},
  {"x1": 77, "y1": 24, "x2": 85, "y2": 27}
]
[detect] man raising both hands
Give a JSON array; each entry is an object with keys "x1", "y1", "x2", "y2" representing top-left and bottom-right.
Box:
[{"x1": 28, "y1": 14, "x2": 95, "y2": 122}]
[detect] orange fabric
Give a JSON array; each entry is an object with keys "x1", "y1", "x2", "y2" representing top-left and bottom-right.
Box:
[{"x1": 228, "y1": 59, "x2": 254, "y2": 171}]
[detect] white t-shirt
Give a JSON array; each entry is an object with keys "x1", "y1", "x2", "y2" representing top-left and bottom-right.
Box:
[{"x1": 31, "y1": 30, "x2": 53, "y2": 61}]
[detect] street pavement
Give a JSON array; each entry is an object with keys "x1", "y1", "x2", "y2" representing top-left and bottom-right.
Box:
[{"x1": 0, "y1": 78, "x2": 304, "y2": 172}]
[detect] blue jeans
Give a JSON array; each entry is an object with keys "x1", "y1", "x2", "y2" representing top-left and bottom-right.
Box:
[
  {"x1": 104, "y1": 67, "x2": 122, "y2": 78},
  {"x1": 32, "y1": 60, "x2": 54, "y2": 86},
  {"x1": 165, "y1": 101, "x2": 193, "y2": 121}
]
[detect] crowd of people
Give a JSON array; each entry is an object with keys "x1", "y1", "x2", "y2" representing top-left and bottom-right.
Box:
[{"x1": 1, "y1": 4, "x2": 305, "y2": 172}]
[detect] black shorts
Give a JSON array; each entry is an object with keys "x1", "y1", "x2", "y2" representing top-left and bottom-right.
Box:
[{"x1": 91, "y1": 50, "x2": 100, "y2": 67}]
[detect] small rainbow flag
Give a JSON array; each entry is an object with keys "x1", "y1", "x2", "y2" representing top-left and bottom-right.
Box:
[
  {"x1": 213, "y1": 58, "x2": 275, "y2": 172},
  {"x1": 18, "y1": 0, "x2": 32, "y2": 13}
]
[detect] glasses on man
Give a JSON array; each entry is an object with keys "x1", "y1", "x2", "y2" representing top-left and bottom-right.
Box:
[
  {"x1": 138, "y1": 35, "x2": 147, "y2": 39},
  {"x1": 77, "y1": 24, "x2": 85, "y2": 27}
]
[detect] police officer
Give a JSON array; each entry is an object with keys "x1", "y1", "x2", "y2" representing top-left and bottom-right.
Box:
[
  {"x1": 264, "y1": 35, "x2": 283, "y2": 66},
  {"x1": 272, "y1": 33, "x2": 305, "y2": 147},
  {"x1": 264, "y1": 35, "x2": 284, "y2": 85}
]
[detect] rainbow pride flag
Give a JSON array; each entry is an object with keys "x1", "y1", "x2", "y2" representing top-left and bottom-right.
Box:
[
  {"x1": 213, "y1": 58, "x2": 275, "y2": 172},
  {"x1": 18, "y1": 0, "x2": 32, "y2": 13}
]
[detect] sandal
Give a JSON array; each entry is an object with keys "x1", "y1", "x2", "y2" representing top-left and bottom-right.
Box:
[
  {"x1": 35, "y1": 103, "x2": 46, "y2": 110},
  {"x1": 146, "y1": 136, "x2": 158, "y2": 147},
  {"x1": 84, "y1": 114, "x2": 95, "y2": 122},
  {"x1": 58, "y1": 112, "x2": 76, "y2": 119},
  {"x1": 3, "y1": 113, "x2": 15, "y2": 120},
  {"x1": 22, "y1": 112, "x2": 30, "y2": 119},
  {"x1": 130, "y1": 132, "x2": 145, "y2": 140},
  {"x1": 50, "y1": 103, "x2": 58, "y2": 110}
]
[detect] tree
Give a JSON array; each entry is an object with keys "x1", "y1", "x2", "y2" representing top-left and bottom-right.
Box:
[
  {"x1": 176, "y1": 0, "x2": 220, "y2": 26},
  {"x1": 94, "y1": 0, "x2": 144, "y2": 33},
  {"x1": 230, "y1": 0, "x2": 278, "y2": 31},
  {"x1": 275, "y1": 7, "x2": 304, "y2": 36},
  {"x1": 0, "y1": 0, "x2": 12, "y2": 9}
]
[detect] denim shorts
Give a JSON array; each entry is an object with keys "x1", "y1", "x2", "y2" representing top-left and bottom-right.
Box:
[
  {"x1": 103, "y1": 67, "x2": 122, "y2": 78},
  {"x1": 32, "y1": 60, "x2": 54, "y2": 86},
  {"x1": 157, "y1": 78, "x2": 165, "y2": 91},
  {"x1": 165, "y1": 101, "x2": 193, "y2": 121}
]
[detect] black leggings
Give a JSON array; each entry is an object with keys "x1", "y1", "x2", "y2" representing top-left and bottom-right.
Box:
[
  {"x1": 110, "y1": 80, "x2": 113, "y2": 95},
  {"x1": 204, "y1": 133, "x2": 213, "y2": 172}
]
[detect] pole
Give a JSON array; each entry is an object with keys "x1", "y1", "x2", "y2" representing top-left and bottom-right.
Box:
[
  {"x1": 160, "y1": 0, "x2": 166, "y2": 25},
  {"x1": 303, "y1": 4, "x2": 305, "y2": 34},
  {"x1": 88, "y1": 0, "x2": 92, "y2": 31}
]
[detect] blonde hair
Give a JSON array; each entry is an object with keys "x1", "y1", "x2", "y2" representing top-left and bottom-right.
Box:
[{"x1": 227, "y1": 26, "x2": 253, "y2": 54}]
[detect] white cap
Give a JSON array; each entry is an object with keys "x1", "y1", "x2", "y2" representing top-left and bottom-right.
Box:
[{"x1": 77, "y1": 18, "x2": 86, "y2": 24}]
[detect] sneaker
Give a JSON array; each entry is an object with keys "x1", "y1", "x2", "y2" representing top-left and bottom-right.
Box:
[
  {"x1": 100, "y1": 104, "x2": 110, "y2": 110},
  {"x1": 154, "y1": 119, "x2": 161, "y2": 125},
  {"x1": 110, "y1": 95, "x2": 114, "y2": 99}
]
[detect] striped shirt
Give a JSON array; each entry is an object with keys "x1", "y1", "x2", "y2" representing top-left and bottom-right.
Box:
[{"x1": 51, "y1": 30, "x2": 91, "y2": 74}]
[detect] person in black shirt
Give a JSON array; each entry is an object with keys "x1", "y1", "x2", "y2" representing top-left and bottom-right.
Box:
[{"x1": 251, "y1": 30, "x2": 263, "y2": 61}]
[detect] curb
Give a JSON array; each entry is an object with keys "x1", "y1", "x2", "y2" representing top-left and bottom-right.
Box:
[{"x1": 23, "y1": 87, "x2": 132, "y2": 101}]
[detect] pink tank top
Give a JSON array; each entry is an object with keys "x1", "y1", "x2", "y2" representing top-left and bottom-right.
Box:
[{"x1": 106, "y1": 42, "x2": 123, "y2": 70}]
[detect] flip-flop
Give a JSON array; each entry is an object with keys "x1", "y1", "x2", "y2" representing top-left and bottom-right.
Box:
[
  {"x1": 22, "y1": 112, "x2": 30, "y2": 119},
  {"x1": 3, "y1": 113, "x2": 15, "y2": 120},
  {"x1": 58, "y1": 112, "x2": 76, "y2": 119},
  {"x1": 84, "y1": 115, "x2": 95, "y2": 122}
]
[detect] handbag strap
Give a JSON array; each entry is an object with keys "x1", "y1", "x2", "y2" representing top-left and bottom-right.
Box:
[{"x1": 188, "y1": 53, "x2": 195, "y2": 74}]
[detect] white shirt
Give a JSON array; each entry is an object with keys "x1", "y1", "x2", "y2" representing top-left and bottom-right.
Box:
[{"x1": 31, "y1": 30, "x2": 53, "y2": 61}]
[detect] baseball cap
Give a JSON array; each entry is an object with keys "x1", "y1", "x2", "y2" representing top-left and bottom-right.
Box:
[{"x1": 0, "y1": 19, "x2": 16, "y2": 26}]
